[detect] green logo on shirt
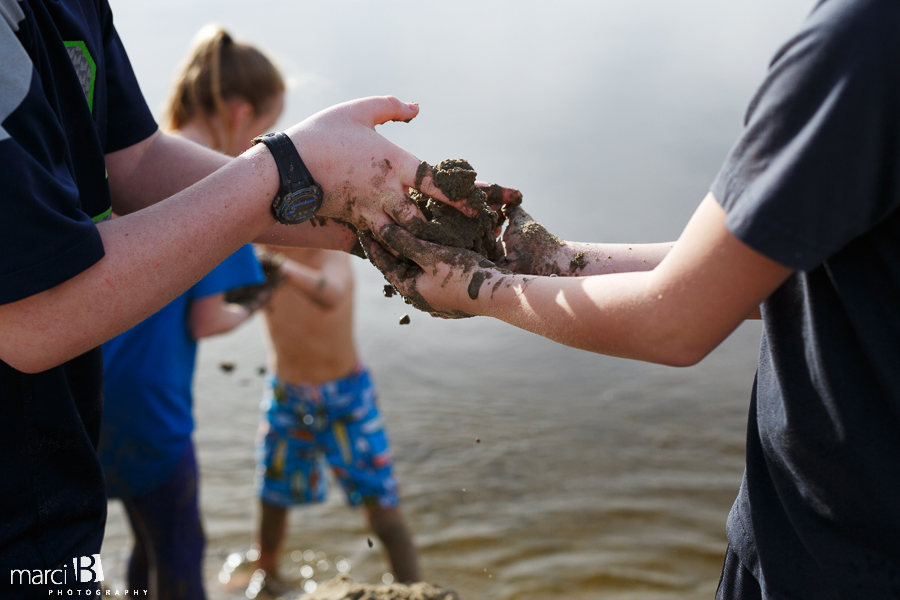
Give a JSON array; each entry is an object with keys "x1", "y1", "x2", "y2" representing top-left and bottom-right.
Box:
[{"x1": 64, "y1": 40, "x2": 96, "y2": 113}]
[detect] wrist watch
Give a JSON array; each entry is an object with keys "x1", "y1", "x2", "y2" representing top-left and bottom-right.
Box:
[{"x1": 252, "y1": 131, "x2": 324, "y2": 225}]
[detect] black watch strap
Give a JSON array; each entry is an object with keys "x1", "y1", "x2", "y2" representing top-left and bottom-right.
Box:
[{"x1": 252, "y1": 132, "x2": 323, "y2": 225}]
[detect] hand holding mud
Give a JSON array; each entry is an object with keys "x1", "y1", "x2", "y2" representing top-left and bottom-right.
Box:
[
  {"x1": 357, "y1": 158, "x2": 579, "y2": 319},
  {"x1": 278, "y1": 96, "x2": 474, "y2": 237},
  {"x1": 223, "y1": 249, "x2": 286, "y2": 312}
]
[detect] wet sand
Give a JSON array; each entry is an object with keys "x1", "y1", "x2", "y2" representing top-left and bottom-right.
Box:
[{"x1": 304, "y1": 574, "x2": 459, "y2": 600}]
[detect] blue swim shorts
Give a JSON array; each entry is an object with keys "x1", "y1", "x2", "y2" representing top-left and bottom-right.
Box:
[{"x1": 256, "y1": 366, "x2": 400, "y2": 508}]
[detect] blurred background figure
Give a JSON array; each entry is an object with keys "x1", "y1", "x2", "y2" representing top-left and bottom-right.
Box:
[
  {"x1": 98, "y1": 25, "x2": 284, "y2": 599},
  {"x1": 244, "y1": 244, "x2": 421, "y2": 596},
  {"x1": 165, "y1": 26, "x2": 285, "y2": 157}
]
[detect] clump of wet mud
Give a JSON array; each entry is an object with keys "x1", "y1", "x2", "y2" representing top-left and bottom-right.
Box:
[
  {"x1": 569, "y1": 251, "x2": 587, "y2": 273},
  {"x1": 365, "y1": 159, "x2": 505, "y2": 319},
  {"x1": 302, "y1": 574, "x2": 460, "y2": 600},
  {"x1": 409, "y1": 159, "x2": 500, "y2": 261}
]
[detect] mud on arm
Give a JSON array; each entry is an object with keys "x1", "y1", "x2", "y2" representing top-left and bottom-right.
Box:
[
  {"x1": 498, "y1": 204, "x2": 675, "y2": 277},
  {"x1": 370, "y1": 195, "x2": 790, "y2": 365}
]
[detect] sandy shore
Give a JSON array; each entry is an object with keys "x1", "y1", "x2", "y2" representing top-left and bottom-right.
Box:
[{"x1": 302, "y1": 575, "x2": 460, "y2": 600}]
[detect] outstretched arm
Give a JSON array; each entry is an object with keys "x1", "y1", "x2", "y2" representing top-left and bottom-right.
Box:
[
  {"x1": 495, "y1": 204, "x2": 675, "y2": 277},
  {"x1": 366, "y1": 193, "x2": 790, "y2": 366},
  {"x1": 107, "y1": 128, "x2": 361, "y2": 252},
  {"x1": 0, "y1": 97, "x2": 445, "y2": 373}
]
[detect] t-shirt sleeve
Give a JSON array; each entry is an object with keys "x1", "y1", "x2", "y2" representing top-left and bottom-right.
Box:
[
  {"x1": 0, "y1": 26, "x2": 104, "y2": 305},
  {"x1": 190, "y1": 245, "x2": 265, "y2": 300},
  {"x1": 710, "y1": 2, "x2": 900, "y2": 271},
  {"x1": 99, "y1": 0, "x2": 156, "y2": 152}
]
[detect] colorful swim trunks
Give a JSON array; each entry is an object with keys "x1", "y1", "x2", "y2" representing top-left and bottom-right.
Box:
[{"x1": 257, "y1": 366, "x2": 400, "y2": 508}]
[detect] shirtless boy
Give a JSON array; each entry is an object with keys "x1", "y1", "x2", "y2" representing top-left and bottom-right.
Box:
[{"x1": 252, "y1": 247, "x2": 420, "y2": 590}]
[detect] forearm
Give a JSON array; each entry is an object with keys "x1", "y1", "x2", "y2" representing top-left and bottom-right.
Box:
[
  {"x1": 278, "y1": 260, "x2": 346, "y2": 309},
  {"x1": 256, "y1": 219, "x2": 358, "y2": 253},
  {"x1": 499, "y1": 205, "x2": 675, "y2": 276},
  {"x1": 479, "y1": 271, "x2": 713, "y2": 366},
  {"x1": 478, "y1": 197, "x2": 789, "y2": 363},
  {"x1": 107, "y1": 130, "x2": 231, "y2": 214},
  {"x1": 0, "y1": 145, "x2": 278, "y2": 373},
  {"x1": 537, "y1": 241, "x2": 676, "y2": 276},
  {"x1": 108, "y1": 130, "x2": 358, "y2": 251},
  {"x1": 188, "y1": 293, "x2": 252, "y2": 340}
]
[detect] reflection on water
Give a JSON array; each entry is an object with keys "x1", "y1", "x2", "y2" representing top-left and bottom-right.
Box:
[
  {"x1": 102, "y1": 1, "x2": 814, "y2": 598},
  {"x1": 215, "y1": 547, "x2": 353, "y2": 597}
]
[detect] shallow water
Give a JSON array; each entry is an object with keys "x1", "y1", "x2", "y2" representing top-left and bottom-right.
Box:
[{"x1": 101, "y1": 1, "x2": 815, "y2": 597}]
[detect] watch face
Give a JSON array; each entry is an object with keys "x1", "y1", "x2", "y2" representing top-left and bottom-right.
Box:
[{"x1": 276, "y1": 186, "x2": 323, "y2": 225}]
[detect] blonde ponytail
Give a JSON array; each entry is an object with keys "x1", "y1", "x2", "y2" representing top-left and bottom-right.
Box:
[{"x1": 163, "y1": 25, "x2": 285, "y2": 153}]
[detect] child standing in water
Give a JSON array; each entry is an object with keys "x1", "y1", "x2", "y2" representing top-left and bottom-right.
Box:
[
  {"x1": 247, "y1": 250, "x2": 421, "y2": 593},
  {"x1": 99, "y1": 26, "x2": 285, "y2": 599}
]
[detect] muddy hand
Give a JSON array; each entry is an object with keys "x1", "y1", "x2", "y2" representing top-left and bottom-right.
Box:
[
  {"x1": 360, "y1": 226, "x2": 497, "y2": 319},
  {"x1": 284, "y1": 97, "x2": 477, "y2": 238},
  {"x1": 358, "y1": 231, "x2": 469, "y2": 319},
  {"x1": 497, "y1": 203, "x2": 571, "y2": 276},
  {"x1": 478, "y1": 182, "x2": 522, "y2": 210},
  {"x1": 223, "y1": 252, "x2": 284, "y2": 312}
]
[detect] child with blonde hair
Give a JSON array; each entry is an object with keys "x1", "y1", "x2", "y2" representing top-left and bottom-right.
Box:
[{"x1": 164, "y1": 25, "x2": 285, "y2": 156}]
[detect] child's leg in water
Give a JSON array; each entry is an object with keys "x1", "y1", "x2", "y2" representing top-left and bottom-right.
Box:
[
  {"x1": 366, "y1": 505, "x2": 420, "y2": 583},
  {"x1": 124, "y1": 443, "x2": 206, "y2": 600}
]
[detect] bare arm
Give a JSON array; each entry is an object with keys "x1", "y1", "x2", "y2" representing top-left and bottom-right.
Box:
[
  {"x1": 106, "y1": 129, "x2": 230, "y2": 214},
  {"x1": 0, "y1": 97, "x2": 435, "y2": 373},
  {"x1": 107, "y1": 129, "x2": 360, "y2": 251},
  {"x1": 367, "y1": 193, "x2": 790, "y2": 366},
  {"x1": 187, "y1": 293, "x2": 252, "y2": 340},
  {"x1": 496, "y1": 204, "x2": 675, "y2": 276},
  {"x1": 495, "y1": 203, "x2": 760, "y2": 317},
  {"x1": 0, "y1": 147, "x2": 278, "y2": 373},
  {"x1": 274, "y1": 251, "x2": 353, "y2": 310}
]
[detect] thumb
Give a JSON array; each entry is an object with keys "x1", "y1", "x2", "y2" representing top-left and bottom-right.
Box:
[
  {"x1": 350, "y1": 96, "x2": 419, "y2": 128},
  {"x1": 504, "y1": 202, "x2": 534, "y2": 228}
]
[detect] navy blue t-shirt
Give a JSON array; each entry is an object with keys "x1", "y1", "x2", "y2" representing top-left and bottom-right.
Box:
[
  {"x1": 0, "y1": 0, "x2": 156, "y2": 588},
  {"x1": 711, "y1": 0, "x2": 900, "y2": 597}
]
